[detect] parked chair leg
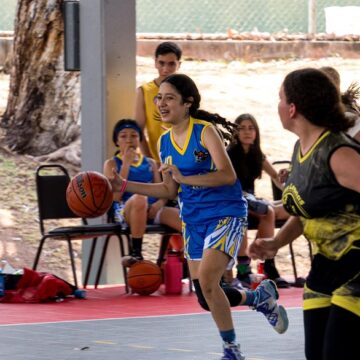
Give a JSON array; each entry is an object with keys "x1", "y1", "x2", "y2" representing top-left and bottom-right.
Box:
[
  {"x1": 94, "y1": 235, "x2": 111, "y2": 288},
  {"x1": 67, "y1": 238, "x2": 78, "y2": 288},
  {"x1": 157, "y1": 234, "x2": 171, "y2": 267},
  {"x1": 117, "y1": 234, "x2": 129, "y2": 293},
  {"x1": 32, "y1": 237, "x2": 46, "y2": 270},
  {"x1": 83, "y1": 237, "x2": 98, "y2": 288}
]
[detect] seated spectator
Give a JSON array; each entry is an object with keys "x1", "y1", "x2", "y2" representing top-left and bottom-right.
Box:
[
  {"x1": 103, "y1": 119, "x2": 182, "y2": 264},
  {"x1": 227, "y1": 113, "x2": 290, "y2": 288}
]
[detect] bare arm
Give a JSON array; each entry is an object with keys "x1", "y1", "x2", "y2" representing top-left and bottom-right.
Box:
[
  {"x1": 134, "y1": 86, "x2": 151, "y2": 157},
  {"x1": 263, "y1": 158, "x2": 283, "y2": 190},
  {"x1": 330, "y1": 146, "x2": 360, "y2": 193},
  {"x1": 104, "y1": 158, "x2": 124, "y2": 201},
  {"x1": 354, "y1": 132, "x2": 360, "y2": 142},
  {"x1": 248, "y1": 216, "x2": 303, "y2": 260},
  {"x1": 147, "y1": 158, "x2": 167, "y2": 218},
  {"x1": 110, "y1": 166, "x2": 179, "y2": 200},
  {"x1": 161, "y1": 125, "x2": 237, "y2": 187}
]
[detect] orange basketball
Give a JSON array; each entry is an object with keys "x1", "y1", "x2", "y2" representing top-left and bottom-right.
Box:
[
  {"x1": 66, "y1": 171, "x2": 113, "y2": 218},
  {"x1": 127, "y1": 260, "x2": 162, "y2": 295}
]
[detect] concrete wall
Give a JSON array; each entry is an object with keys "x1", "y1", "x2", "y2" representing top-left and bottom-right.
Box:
[
  {"x1": 1, "y1": 35, "x2": 359, "y2": 67},
  {"x1": 137, "y1": 39, "x2": 360, "y2": 62}
]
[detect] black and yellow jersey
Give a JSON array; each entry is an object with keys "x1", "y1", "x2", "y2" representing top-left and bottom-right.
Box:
[{"x1": 282, "y1": 131, "x2": 360, "y2": 219}]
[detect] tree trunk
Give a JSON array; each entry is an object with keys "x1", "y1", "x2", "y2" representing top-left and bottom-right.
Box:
[{"x1": 0, "y1": 0, "x2": 80, "y2": 156}]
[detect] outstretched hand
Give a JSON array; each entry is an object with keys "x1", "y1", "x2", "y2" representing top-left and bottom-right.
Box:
[
  {"x1": 247, "y1": 237, "x2": 279, "y2": 261},
  {"x1": 278, "y1": 168, "x2": 289, "y2": 184},
  {"x1": 109, "y1": 168, "x2": 124, "y2": 193},
  {"x1": 159, "y1": 163, "x2": 184, "y2": 183}
]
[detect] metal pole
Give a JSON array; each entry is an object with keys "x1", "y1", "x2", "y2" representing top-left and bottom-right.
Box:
[{"x1": 308, "y1": 0, "x2": 317, "y2": 35}]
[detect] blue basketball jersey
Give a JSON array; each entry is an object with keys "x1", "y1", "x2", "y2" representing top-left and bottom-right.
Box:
[
  {"x1": 159, "y1": 117, "x2": 247, "y2": 224},
  {"x1": 114, "y1": 154, "x2": 157, "y2": 204}
]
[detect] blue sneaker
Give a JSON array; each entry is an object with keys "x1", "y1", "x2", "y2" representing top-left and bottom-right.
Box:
[
  {"x1": 221, "y1": 342, "x2": 245, "y2": 360},
  {"x1": 253, "y1": 279, "x2": 289, "y2": 334}
]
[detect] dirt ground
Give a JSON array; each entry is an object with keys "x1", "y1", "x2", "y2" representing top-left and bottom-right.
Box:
[{"x1": 0, "y1": 56, "x2": 359, "y2": 284}]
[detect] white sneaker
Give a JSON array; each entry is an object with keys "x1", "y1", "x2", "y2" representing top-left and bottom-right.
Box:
[{"x1": 253, "y1": 279, "x2": 289, "y2": 334}]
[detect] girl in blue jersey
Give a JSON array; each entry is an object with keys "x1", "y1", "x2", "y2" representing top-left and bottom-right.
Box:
[
  {"x1": 110, "y1": 76, "x2": 288, "y2": 360},
  {"x1": 249, "y1": 68, "x2": 360, "y2": 360},
  {"x1": 103, "y1": 119, "x2": 182, "y2": 262}
]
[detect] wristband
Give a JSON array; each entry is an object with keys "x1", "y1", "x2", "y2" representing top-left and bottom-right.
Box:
[{"x1": 119, "y1": 179, "x2": 128, "y2": 193}]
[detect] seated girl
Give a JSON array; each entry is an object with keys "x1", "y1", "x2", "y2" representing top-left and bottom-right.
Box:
[
  {"x1": 103, "y1": 119, "x2": 182, "y2": 264},
  {"x1": 227, "y1": 113, "x2": 290, "y2": 288}
]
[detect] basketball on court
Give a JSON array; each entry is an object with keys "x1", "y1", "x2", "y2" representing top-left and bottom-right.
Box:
[
  {"x1": 127, "y1": 260, "x2": 162, "y2": 295},
  {"x1": 66, "y1": 171, "x2": 113, "y2": 218}
]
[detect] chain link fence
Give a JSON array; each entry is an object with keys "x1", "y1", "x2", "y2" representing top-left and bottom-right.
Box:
[
  {"x1": 1, "y1": 0, "x2": 360, "y2": 33},
  {"x1": 0, "y1": 0, "x2": 17, "y2": 32},
  {"x1": 137, "y1": 0, "x2": 360, "y2": 34}
]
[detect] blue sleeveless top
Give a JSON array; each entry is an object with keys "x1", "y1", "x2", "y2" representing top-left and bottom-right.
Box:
[
  {"x1": 114, "y1": 154, "x2": 157, "y2": 204},
  {"x1": 159, "y1": 117, "x2": 247, "y2": 224}
]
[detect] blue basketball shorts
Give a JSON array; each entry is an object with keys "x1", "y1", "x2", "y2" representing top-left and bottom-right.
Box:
[{"x1": 183, "y1": 216, "x2": 247, "y2": 264}]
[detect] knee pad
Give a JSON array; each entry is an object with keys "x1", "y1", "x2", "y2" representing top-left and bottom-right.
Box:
[
  {"x1": 193, "y1": 279, "x2": 210, "y2": 311},
  {"x1": 222, "y1": 285, "x2": 243, "y2": 307}
]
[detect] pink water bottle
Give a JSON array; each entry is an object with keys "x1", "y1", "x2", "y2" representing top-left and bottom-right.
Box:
[{"x1": 165, "y1": 251, "x2": 183, "y2": 294}]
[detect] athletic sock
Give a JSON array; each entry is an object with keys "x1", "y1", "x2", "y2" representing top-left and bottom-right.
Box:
[
  {"x1": 236, "y1": 256, "x2": 251, "y2": 277},
  {"x1": 243, "y1": 289, "x2": 257, "y2": 306},
  {"x1": 131, "y1": 237, "x2": 143, "y2": 257},
  {"x1": 220, "y1": 329, "x2": 236, "y2": 344}
]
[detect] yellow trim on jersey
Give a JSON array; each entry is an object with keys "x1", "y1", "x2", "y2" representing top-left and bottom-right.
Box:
[
  {"x1": 141, "y1": 80, "x2": 171, "y2": 162},
  {"x1": 303, "y1": 297, "x2": 330, "y2": 310},
  {"x1": 157, "y1": 128, "x2": 171, "y2": 156},
  {"x1": 170, "y1": 116, "x2": 194, "y2": 155},
  {"x1": 332, "y1": 295, "x2": 360, "y2": 317},
  {"x1": 303, "y1": 284, "x2": 330, "y2": 310},
  {"x1": 116, "y1": 153, "x2": 143, "y2": 167},
  {"x1": 197, "y1": 119, "x2": 211, "y2": 148},
  {"x1": 298, "y1": 131, "x2": 330, "y2": 163}
]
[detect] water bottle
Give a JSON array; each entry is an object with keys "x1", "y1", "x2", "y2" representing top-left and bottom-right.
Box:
[
  {"x1": 165, "y1": 250, "x2": 183, "y2": 294},
  {"x1": 250, "y1": 261, "x2": 265, "y2": 289},
  {"x1": 257, "y1": 261, "x2": 265, "y2": 276}
]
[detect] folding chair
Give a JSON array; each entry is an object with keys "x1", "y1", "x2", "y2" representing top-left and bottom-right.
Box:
[
  {"x1": 33, "y1": 164, "x2": 127, "y2": 289},
  {"x1": 94, "y1": 221, "x2": 192, "y2": 293},
  {"x1": 271, "y1": 160, "x2": 313, "y2": 286}
]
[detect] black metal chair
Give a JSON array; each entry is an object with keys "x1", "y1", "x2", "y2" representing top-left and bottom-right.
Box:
[
  {"x1": 33, "y1": 164, "x2": 127, "y2": 289},
  {"x1": 93, "y1": 223, "x2": 184, "y2": 291},
  {"x1": 271, "y1": 160, "x2": 313, "y2": 286},
  {"x1": 93, "y1": 208, "x2": 193, "y2": 293}
]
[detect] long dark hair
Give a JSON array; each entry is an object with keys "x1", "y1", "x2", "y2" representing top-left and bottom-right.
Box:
[
  {"x1": 161, "y1": 74, "x2": 236, "y2": 144},
  {"x1": 283, "y1": 68, "x2": 352, "y2": 132},
  {"x1": 228, "y1": 113, "x2": 263, "y2": 180}
]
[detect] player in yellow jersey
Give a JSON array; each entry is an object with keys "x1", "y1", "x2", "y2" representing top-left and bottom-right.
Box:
[{"x1": 135, "y1": 41, "x2": 182, "y2": 163}]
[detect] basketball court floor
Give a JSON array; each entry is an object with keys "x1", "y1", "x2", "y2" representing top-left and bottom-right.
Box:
[{"x1": 0, "y1": 284, "x2": 305, "y2": 360}]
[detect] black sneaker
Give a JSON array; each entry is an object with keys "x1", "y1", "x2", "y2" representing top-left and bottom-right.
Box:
[
  {"x1": 264, "y1": 259, "x2": 290, "y2": 288},
  {"x1": 121, "y1": 253, "x2": 143, "y2": 267},
  {"x1": 236, "y1": 273, "x2": 252, "y2": 289}
]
